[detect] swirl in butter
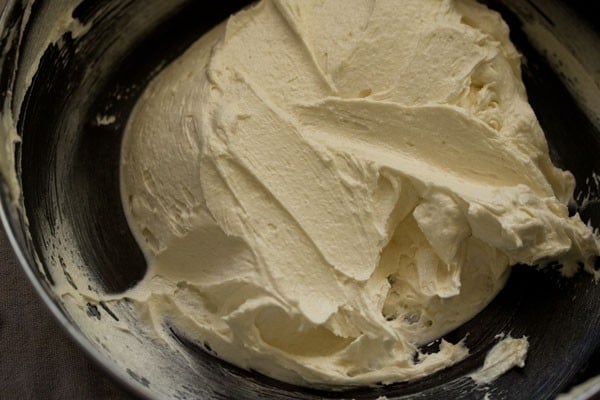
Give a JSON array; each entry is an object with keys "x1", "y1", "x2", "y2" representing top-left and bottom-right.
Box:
[{"x1": 120, "y1": 0, "x2": 599, "y2": 386}]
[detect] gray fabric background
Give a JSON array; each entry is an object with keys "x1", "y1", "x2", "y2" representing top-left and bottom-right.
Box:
[{"x1": 0, "y1": 228, "x2": 138, "y2": 399}]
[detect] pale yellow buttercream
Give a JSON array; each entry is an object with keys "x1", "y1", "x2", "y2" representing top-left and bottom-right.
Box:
[{"x1": 120, "y1": 0, "x2": 599, "y2": 386}]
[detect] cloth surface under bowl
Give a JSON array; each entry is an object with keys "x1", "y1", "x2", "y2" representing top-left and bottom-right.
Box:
[{"x1": 0, "y1": 227, "x2": 136, "y2": 400}]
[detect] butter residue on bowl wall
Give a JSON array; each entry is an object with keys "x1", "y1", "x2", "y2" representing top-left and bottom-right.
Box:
[
  {"x1": 0, "y1": 0, "x2": 88, "y2": 204},
  {"x1": 470, "y1": 334, "x2": 529, "y2": 385}
]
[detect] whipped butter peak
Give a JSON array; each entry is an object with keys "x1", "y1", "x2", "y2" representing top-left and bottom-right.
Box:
[{"x1": 120, "y1": 0, "x2": 600, "y2": 386}]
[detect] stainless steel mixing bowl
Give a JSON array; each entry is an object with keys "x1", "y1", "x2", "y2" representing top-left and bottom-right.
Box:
[{"x1": 1, "y1": 0, "x2": 600, "y2": 399}]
